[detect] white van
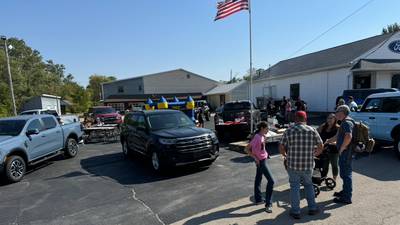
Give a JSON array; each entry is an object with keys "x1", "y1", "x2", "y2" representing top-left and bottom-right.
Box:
[{"x1": 351, "y1": 91, "x2": 400, "y2": 159}]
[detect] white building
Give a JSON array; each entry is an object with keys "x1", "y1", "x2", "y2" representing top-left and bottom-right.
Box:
[
  {"x1": 204, "y1": 81, "x2": 249, "y2": 109},
  {"x1": 253, "y1": 32, "x2": 400, "y2": 112},
  {"x1": 21, "y1": 94, "x2": 62, "y2": 115}
]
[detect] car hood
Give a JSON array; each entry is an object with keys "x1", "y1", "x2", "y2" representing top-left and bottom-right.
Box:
[
  {"x1": 96, "y1": 113, "x2": 120, "y2": 118},
  {"x1": 152, "y1": 127, "x2": 212, "y2": 138},
  {"x1": 0, "y1": 135, "x2": 17, "y2": 144}
]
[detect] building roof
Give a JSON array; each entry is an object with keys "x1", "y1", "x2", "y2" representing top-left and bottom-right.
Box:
[
  {"x1": 204, "y1": 81, "x2": 247, "y2": 96},
  {"x1": 104, "y1": 92, "x2": 203, "y2": 102},
  {"x1": 257, "y1": 33, "x2": 394, "y2": 80},
  {"x1": 102, "y1": 68, "x2": 218, "y2": 85}
]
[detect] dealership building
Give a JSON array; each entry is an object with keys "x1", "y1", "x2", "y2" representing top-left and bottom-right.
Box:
[
  {"x1": 101, "y1": 69, "x2": 219, "y2": 111},
  {"x1": 253, "y1": 32, "x2": 400, "y2": 112}
]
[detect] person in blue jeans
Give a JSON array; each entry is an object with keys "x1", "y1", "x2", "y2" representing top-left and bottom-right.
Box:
[
  {"x1": 326, "y1": 105, "x2": 354, "y2": 204},
  {"x1": 247, "y1": 121, "x2": 275, "y2": 213},
  {"x1": 279, "y1": 111, "x2": 324, "y2": 219}
]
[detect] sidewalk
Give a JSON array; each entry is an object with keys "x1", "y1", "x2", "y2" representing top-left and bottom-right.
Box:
[{"x1": 172, "y1": 150, "x2": 400, "y2": 225}]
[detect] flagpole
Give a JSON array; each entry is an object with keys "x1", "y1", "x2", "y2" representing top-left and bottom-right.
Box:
[{"x1": 248, "y1": 0, "x2": 254, "y2": 134}]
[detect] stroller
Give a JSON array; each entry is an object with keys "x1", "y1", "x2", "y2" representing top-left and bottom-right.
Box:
[{"x1": 312, "y1": 152, "x2": 337, "y2": 197}]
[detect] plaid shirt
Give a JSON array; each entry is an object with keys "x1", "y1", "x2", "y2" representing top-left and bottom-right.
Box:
[{"x1": 280, "y1": 123, "x2": 323, "y2": 171}]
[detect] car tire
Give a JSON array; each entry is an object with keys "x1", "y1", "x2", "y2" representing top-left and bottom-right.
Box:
[
  {"x1": 395, "y1": 139, "x2": 400, "y2": 160},
  {"x1": 122, "y1": 140, "x2": 132, "y2": 158},
  {"x1": 64, "y1": 138, "x2": 79, "y2": 158},
  {"x1": 5, "y1": 155, "x2": 26, "y2": 183},
  {"x1": 151, "y1": 151, "x2": 163, "y2": 172}
]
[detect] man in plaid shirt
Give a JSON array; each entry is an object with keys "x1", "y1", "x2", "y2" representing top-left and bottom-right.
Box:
[{"x1": 279, "y1": 111, "x2": 324, "y2": 219}]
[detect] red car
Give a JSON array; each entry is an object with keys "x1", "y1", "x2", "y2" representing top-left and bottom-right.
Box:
[{"x1": 89, "y1": 106, "x2": 123, "y2": 124}]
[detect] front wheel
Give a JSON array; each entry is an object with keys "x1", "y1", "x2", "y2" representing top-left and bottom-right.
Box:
[
  {"x1": 151, "y1": 152, "x2": 163, "y2": 172},
  {"x1": 65, "y1": 138, "x2": 79, "y2": 158},
  {"x1": 5, "y1": 155, "x2": 26, "y2": 183},
  {"x1": 313, "y1": 185, "x2": 320, "y2": 197},
  {"x1": 395, "y1": 139, "x2": 400, "y2": 160},
  {"x1": 325, "y1": 178, "x2": 336, "y2": 189}
]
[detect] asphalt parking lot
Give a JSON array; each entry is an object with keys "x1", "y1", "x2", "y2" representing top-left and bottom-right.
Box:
[{"x1": 0, "y1": 140, "x2": 288, "y2": 225}]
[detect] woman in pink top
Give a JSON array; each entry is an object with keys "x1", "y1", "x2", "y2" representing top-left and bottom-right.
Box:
[{"x1": 247, "y1": 121, "x2": 275, "y2": 213}]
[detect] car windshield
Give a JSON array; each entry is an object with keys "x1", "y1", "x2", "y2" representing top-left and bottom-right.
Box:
[
  {"x1": 0, "y1": 120, "x2": 27, "y2": 136},
  {"x1": 20, "y1": 111, "x2": 38, "y2": 115},
  {"x1": 93, "y1": 108, "x2": 115, "y2": 114},
  {"x1": 148, "y1": 112, "x2": 194, "y2": 131},
  {"x1": 224, "y1": 102, "x2": 251, "y2": 110}
]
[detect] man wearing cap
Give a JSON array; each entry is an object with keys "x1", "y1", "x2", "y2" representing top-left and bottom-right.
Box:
[
  {"x1": 279, "y1": 111, "x2": 324, "y2": 219},
  {"x1": 326, "y1": 105, "x2": 354, "y2": 204}
]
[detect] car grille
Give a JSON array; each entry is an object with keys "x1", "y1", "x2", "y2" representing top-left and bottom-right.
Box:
[
  {"x1": 175, "y1": 134, "x2": 213, "y2": 153},
  {"x1": 101, "y1": 117, "x2": 117, "y2": 122}
]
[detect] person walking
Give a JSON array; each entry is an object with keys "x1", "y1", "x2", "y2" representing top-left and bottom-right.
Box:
[
  {"x1": 325, "y1": 105, "x2": 354, "y2": 204},
  {"x1": 317, "y1": 113, "x2": 340, "y2": 181},
  {"x1": 279, "y1": 111, "x2": 324, "y2": 219},
  {"x1": 246, "y1": 121, "x2": 275, "y2": 213},
  {"x1": 197, "y1": 108, "x2": 205, "y2": 128}
]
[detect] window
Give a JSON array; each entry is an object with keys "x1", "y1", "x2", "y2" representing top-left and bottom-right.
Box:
[
  {"x1": 381, "y1": 97, "x2": 400, "y2": 113},
  {"x1": 27, "y1": 119, "x2": 43, "y2": 131},
  {"x1": 187, "y1": 74, "x2": 191, "y2": 79},
  {"x1": 137, "y1": 115, "x2": 146, "y2": 129},
  {"x1": 391, "y1": 74, "x2": 400, "y2": 89},
  {"x1": 138, "y1": 85, "x2": 142, "y2": 91},
  {"x1": 42, "y1": 117, "x2": 57, "y2": 130},
  {"x1": 290, "y1": 83, "x2": 300, "y2": 100},
  {"x1": 353, "y1": 73, "x2": 371, "y2": 89},
  {"x1": 361, "y1": 98, "x2": 382, "y2": 112},
  {"x1": 118, "y1": 86, "x2": 124, "y2": 93}
]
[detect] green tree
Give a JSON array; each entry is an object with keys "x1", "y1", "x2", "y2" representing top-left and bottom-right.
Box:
[
  {"x1": 86, "y1": 74, "x2": 116, "y2": 105},
  {"x1": 382, "y1": 23, "x2": 400, "y2": 34}
]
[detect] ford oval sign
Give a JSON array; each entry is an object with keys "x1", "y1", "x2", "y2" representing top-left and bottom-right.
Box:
[{"x1": 388, "y1": 40, "x2": 400, "y2": 54}]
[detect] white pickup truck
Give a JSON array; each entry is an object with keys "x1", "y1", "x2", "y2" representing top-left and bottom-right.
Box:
[{"x1": 350, "y1": 91, "x2": 400, "y2": 159}]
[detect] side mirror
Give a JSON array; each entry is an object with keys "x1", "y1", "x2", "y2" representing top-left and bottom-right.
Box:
[{"x1": 26, "y1": 129, "x2": 40, "y2": 136}]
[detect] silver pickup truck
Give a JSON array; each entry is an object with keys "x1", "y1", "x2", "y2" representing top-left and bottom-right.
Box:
[{"x1": 0, "y1": 114, "x2": 83, "y2": 183}]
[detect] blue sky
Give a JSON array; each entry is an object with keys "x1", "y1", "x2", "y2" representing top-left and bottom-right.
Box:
[{"x1": 2, "y1": 0, "x2": 399, "y2": 86}]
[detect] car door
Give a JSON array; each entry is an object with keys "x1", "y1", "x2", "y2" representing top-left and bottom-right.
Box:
[
  {"x1": 126, "y1": 114, "x2": 140, "y2": 153},
  {"x1": 135, "y1": 115, "x2": 148, "y2": 155},
  {"x1": 375, "y1": 97, "x2": 400, "y2": 141},
  {"x1": 356, "y1": 98, "x2": 382, "y2": 138},
  {"x1": 40, "y1": 116, "x2": 64, "y2": 155},
  {"x1": 25, "y1": 119, "x2": 46, "y2": 160}
]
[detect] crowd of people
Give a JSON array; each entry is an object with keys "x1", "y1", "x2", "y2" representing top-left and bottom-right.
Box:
[{"x1": 246, "y1": 101, "x2": 356, "y2": 219}]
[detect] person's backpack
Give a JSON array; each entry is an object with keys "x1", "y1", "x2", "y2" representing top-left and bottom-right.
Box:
[{"x1": 346, "y1": 119, "x2": 375, "y2": 153}]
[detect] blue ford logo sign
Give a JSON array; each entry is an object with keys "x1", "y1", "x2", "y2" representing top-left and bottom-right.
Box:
[{"x1": 389, "y1": 40, "x2": 400, "y2": 53}]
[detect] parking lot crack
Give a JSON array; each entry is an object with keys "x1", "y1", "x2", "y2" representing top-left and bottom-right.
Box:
[{"x1": 130, "y1": 188, "x2": 165, "y2": 225}]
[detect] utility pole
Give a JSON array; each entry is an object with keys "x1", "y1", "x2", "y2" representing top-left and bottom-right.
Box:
[
  {"x1": 230, "y1": 69, "x2": 233, "y2": 82},
  {"x1": 1, "y1": 36, "x2": 17, "y2": 116}
]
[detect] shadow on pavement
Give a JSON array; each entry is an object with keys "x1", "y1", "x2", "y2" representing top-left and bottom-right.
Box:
[
  {"x1": 352, "y1": 146, "x2": 400, "y2": 181},
  {"x1": 78, "y1": 152, "x2": 210, "y2": 185},
  {"x1": 181, "y1": 188, "x2": 341, "y2": 225},
  {"x1": 230, "y1": 155, "x2": 254, "y2": 164}
]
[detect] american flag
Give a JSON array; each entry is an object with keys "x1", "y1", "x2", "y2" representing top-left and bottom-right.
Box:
[{"x1": 215, "y1": 0, "x2": 249, "y2": 21}]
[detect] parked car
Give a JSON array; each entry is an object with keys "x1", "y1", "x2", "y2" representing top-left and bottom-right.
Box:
[
  {"x1": 341, "y1": 88, "x2": 399, "y2": 106},
  {"x1": 0, "y1": 115, "x2": 83, "y2": 182},
  {"x1": 120, "y1": 110, "x2": 219, "y2": 172},
  {"x1": 215, "y1": 100, "x2": 260, "y2": 141},
  {"x1": 350, "y1": 91, "x2": 400, "y2": 159},
  {"x1": 20, "y1": 109, "x2": 59, "y2": 116},
  {"x1": 87, "y1": 106, "x2": 123, "y2": 125}
]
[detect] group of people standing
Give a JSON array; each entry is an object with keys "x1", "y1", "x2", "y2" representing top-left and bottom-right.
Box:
[
  {"x1": 280, "y1": 96, "x2": 307, "y2": 123},
  {"x1": 246, "y1": 105, "x2": 355, "y2": 219}
]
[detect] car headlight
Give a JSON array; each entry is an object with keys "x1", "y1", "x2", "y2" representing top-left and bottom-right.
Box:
[
  {"x1": 159, "y1": 138, "x2": 177, "y2": 145},
  {"x1": 209, "y1": 132, "x2": 217, "y2": 140}
]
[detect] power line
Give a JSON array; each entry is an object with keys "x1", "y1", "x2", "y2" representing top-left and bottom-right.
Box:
[{"x1": 288, "y1": 0, "x2": 376, "y2": 58}]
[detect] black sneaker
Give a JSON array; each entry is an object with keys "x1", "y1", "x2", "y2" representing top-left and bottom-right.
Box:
[
  {"x1": 289, "y1": 212, "x2": 301, "y2": 220},
  {"x1": 333, "y1": 197, "x2": 352, "y2": 204},
  {"x1": 265, "y1": 205, "x2": 272, "y2": 213},
  {"x1": 254, "y1": 199, "x2": 264, "y2": 205},
  {"x1": 333, "y1": 191, "x2": 343, "y2": 197},
  {"x1": 308, "y1": 208, "x2": 320, "y2": 216}
]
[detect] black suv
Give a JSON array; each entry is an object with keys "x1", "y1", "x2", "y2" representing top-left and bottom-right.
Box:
[{"x1": 120, "y1": 110, "x2": 219, "y2": 172}]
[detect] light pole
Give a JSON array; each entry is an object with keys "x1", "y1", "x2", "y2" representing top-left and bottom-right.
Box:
[{"x1": 1, "y1": 35, "x2": 17, "y2": 116}]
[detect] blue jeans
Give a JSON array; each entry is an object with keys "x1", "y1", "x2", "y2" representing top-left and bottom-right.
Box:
[
  {"x1": 254, "y1": 159, "x2": 275, "y2": 206},
  {"x1": 287, "y1": 169, "x2": 317, "y2": 214},
  {"x1": 339, "y1": 149, "x2": 353, "y2": 201}
]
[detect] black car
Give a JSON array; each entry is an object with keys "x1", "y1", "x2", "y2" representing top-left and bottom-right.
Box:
[{"x1": 120, "y1": 110, "x2": 219, "y2": 172}]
